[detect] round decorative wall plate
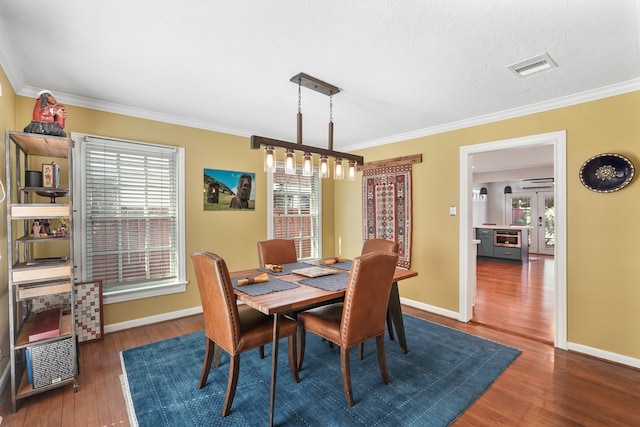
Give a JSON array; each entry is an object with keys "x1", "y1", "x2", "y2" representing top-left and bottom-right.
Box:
[{"x1": 579, "y1": 153, "x2": 634, "y2": 193}]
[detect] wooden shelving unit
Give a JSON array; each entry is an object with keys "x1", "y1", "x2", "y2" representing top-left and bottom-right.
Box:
[{"x1": 5, "y1": 130, "x2": 78, "y2": 413}]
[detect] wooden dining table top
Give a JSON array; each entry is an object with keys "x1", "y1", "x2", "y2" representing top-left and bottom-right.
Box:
[{"x1": 230, "y1": 264, "x2": 418, "y2": 316}]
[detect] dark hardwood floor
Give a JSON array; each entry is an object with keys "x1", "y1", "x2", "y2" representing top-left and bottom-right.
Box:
[
  {"x1": 473, "y1": 255, "x2": 555, "y2": 343},
  {"x1": 2, "y1": 275, "x2": 640, "y2": 425}
]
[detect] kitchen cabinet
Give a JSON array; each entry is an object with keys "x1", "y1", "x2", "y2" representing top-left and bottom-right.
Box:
[
  {"x1": 475, "y1": 228, "x2": 494, "y2": 257},
  {"x1": 5, "y1": 131, "x2": 77, "y2": 413},
  {"x1": 475, "y1": 226, "x2": 528, "y2": 263}
]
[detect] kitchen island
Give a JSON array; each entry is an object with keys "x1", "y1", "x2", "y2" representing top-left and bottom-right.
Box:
[{"x1": 475, "y1": 225, "x2": 529, "y2": 263}]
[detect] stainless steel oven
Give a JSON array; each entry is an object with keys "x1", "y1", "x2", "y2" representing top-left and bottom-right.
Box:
[{"x1": 494, "y1": 230, "x2": 521, "y2": 248}]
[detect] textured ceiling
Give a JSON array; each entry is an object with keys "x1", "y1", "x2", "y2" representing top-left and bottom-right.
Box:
[{"x1": 0, "y1": 0, "x2": 639, "y2": 159}]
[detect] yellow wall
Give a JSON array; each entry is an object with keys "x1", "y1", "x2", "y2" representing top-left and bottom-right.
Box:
[
  {"x1": 10, "y1": 97, "x2": 258, "y2": 325},
  {"x1": 335, "y1": 91, "x2": 640, "y2": 359},
  {"x1": 2, "y1": 60, "x2": 639, "y2": 362},
  {"x1": 11, "y1": 95, "x2": 338, "y2": 328}
]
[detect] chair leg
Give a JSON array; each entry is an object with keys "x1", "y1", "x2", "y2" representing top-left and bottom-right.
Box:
[
  {"x1": 199, "y1": 338, "x2": 216, "y2": 388},
  {"x1": 360, "y1": 311, "x2": 392, "y2": 361},
  {"x1": 340, "y1": 346, "x2": 355, "y2": 406},
  {"x1": 222, "y1": 353, "x2": 240, "y2": 417},
  {"x1": 386, "y1": 309, "x2": 395, "y2": 341},
  {"x1": 297, "y1": 324, "x2": 306, "y2": 370},
  {"x1": 213, "y1": 342, "x2": 223, "y2": 368},
  {"x1": 287, "y1": 333, "x2": 300, "y2": 383},
  {"x1": 259, "y1": 345, "x2": 265, "y2": 359},
  {"x1": 375, "y1": 335, "x2": 391, "y2": 385}
]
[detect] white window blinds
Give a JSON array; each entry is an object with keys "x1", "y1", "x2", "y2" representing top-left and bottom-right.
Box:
[
  {"x1": 270, "y1": 167, "x2": 321, "y2": 260},
  {"x1": 79, "y1": 136, "x2": 182, "y2": 294}
]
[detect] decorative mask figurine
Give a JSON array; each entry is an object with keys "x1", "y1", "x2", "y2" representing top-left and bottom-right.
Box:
[
  {"x1": 32, "y1": 220, "x2": 42, "y2": 237},
  {"x1": 23, "y1": 90, "x2": 68, "y2": 137}
]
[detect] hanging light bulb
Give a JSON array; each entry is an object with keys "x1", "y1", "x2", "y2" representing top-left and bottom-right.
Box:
[
  {"x1": 285, "y1": 149, "x2": 296, "y2": 175},
  {"x1": 347, "y1": 160, "x2": 356, "y2": 181},
  {"x1": 302, "y1": 152, "x2": 313, "y2": 177},
  {"x1": 319, "y1": 155, "x2": 329, "y2": 179},
  {"x1": 334, "y1": 158, "x2": 344, "y2": 180},
  {"x1": 264, "y1": 145, "x2": 276, "y2": 172}
]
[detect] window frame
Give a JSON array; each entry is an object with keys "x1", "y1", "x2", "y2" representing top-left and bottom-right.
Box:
[
  {"x1": 267, "y1": 162, "x2": 322, "y2": 260},
  {"x1": 71, "y1": 132, "x2": 187, "y2": 304}
]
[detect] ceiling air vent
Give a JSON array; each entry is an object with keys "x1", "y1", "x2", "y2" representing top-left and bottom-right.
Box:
[{"x1": 508, "y1": 53, "x2": 557, "y2": 77}]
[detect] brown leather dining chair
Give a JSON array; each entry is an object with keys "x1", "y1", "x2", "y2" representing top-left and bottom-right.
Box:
[
  {"x1": 255, "y1": 238, "x2": 298, "y2": 358},
  {"x1": 359, "y1": 238, "x2": 399, "y2": 358},
  {"x1": 190, "y1": 251, "x2": 299, "y2": 417},
  {"x1": 361, "y1": 238, "x2": 399, "y2": 257},
  {"x1": 257, "y1": 239, "x2": 298, "y2": 267},
  {"x1": 297, "y1": 251, "x2": 399, "y2": 406}
]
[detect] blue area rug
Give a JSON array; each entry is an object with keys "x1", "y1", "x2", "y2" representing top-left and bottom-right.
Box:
[{"x1": 120, "y1": 315, "x2": 520, "y2": 426}]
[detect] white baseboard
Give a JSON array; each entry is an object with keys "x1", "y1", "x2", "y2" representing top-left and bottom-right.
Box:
[
  {"x1": 104, "y1": 300, "x2": 640, "y2": 370},
  {"x1": 567, "y1": 342, "x2": 640, "y2": 369},
  {"x1": 104, "y1": 306, "x2": 203, "y2": 334},
  {"x1": 400, "y1": 297, "x2": 460, "y2": 320},
  {"x1": 400, "y1": 297, "x2": 640, "y2": 369}
]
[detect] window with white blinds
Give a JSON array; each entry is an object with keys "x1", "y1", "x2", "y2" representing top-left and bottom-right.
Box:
[
  {"x1": 72, "y1": 134, "x2": 186, "y2": 302},
  {"x1": 268, "y1": 165, "x2": 321, "y2": 260}
]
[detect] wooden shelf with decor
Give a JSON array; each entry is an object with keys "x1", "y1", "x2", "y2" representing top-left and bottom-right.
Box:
[{"x1": 5, "y1": 131, "x2": 78, "y2": 413}]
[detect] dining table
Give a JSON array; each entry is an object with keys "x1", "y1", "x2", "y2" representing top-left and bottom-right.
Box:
[{"x1": 229, "y1": 259, "x2": 418, "y2": 426}]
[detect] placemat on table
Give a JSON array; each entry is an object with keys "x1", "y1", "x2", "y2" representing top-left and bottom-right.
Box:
[
  {"x1": 232, "y1": 276, "x2": 299, "y2": 296},
  {"x1": 323, "y1": 259, "x2": 352, "y2": 271},
  {"x1": 299, "y1": 272, "x2": 349, "y2": 291},
  {"x1": 258, "y1": 262, "x2": 315, "y2": 276}
]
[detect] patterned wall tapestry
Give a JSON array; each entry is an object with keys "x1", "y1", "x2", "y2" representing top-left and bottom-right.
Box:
[{"x1": 362, "y1": 164, "x2": 412, "y2": 268}]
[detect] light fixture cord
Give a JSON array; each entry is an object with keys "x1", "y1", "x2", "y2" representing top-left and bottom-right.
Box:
[
  {"x1": 297, "y1": 78, "x2": 303, "y2": 145},
  {"x1": 329, "y1": 94, "x2": 333, "y2": 123},
  {"x1": 328, "y1": 93, "x2": 334, "y2": 150},
  {"x1": 298, "y1": 78, "x2": 302, "y2": 114}
]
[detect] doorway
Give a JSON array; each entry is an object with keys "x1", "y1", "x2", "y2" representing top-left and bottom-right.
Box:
[
  {"x1": 506, "y1": 191, "x2": 554, "y2": 255},
  {"x1": 459, "y1": 131, "x2": 567, "y2": 349}
]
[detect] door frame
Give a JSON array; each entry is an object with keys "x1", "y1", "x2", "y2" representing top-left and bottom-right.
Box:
[{"x1": 459, "y1": 131, "x2": 567, "y2": 349}]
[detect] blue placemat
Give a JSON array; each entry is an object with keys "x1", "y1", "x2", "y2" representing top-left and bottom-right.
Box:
[
  {"x1": 258, "y1": 262, "x2": 315, "y2": 276},
  {"x1": 232, "y1": 276, "x2": 299, "y2": 296},
  {"x1": 323, "y1": 259, "x2": 353, "y2": 271},
  {"x1": 299, "y1": 272, "x2": 349, "y2": 291}
]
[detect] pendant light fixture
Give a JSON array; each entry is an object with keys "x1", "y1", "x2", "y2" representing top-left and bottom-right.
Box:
[
  {"x1": 264, "y1": 145, "x2": 276, "y2": 172},
  {"x1": 334, "y1": 158, "x2": 344, "y2": 180},
  {"x1": 347, "y1": 160, "x2": 356, "y2": 181},
  {"x1": 284, "y1": 149, "x2": 296, "y2": 175},
  {"x1": 319, "y1": 155, "x2": 330, "y2": 179},
  {"x1": 302, "y1": 152, "x2": 313, "y2": 177},
  {"x1": 252, "y1": 73, "x2": 363, "y2": 178}
]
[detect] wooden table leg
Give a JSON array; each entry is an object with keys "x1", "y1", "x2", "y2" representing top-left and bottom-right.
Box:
[
  {"x1": 269, "y1": 314, "x2": 279, "y2": 427},
  {"x1": 388, "y1": 281, "x2": 408, "y2": 354}
]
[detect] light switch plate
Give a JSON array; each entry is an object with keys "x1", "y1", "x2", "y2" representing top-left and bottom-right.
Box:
[{"x1": 449, "y1": 206, "x2": 456, "y2": 216}]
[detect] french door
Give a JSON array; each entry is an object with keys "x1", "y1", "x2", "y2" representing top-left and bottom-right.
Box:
[{"x1": 506, "y1": 191, "x2": 554, "y2": 255}]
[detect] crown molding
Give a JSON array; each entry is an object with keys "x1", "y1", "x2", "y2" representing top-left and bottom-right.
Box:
[
  {"x1": 344, "y1": 78, "x2": 640, "y2": 152},
  {"x1": 16, "y1": 85, "x2": 254, "y2": 137},
  {"x1": 3, "y1": 52, "x2": 639, "y2": 148}
]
